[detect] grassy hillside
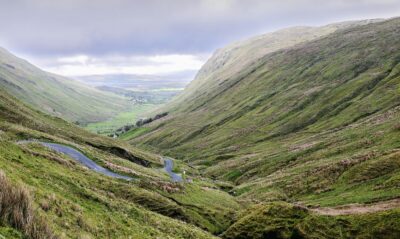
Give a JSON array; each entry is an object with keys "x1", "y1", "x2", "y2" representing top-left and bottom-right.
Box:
[
  {"x1": 125, "y1": 18, "x2": 400, "y2": 237},
  {"x1": 164, "y1": 19, "x2": 381, "y2": 113},
  {"x1": 0, "y1": 88, "x2": 241, "y2": 238},
  {"x1": 0, "y1": 47, "x2": 132, "y2": 124}
]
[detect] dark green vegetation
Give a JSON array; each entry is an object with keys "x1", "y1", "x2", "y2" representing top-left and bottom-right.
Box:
[
  {"x1": 0, "y1": 47, "x2": 132, "y2": 124},
  {"x1": 0, "y1": 86, "x2": 241, "y2": 238},
  {"x1": 126, "y1": 18, "x2": 400, "y2": 237}
]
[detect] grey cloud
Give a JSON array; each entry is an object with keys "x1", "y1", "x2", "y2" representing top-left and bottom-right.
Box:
[{"x1": 0, "y1": 0, "x2": 399, "y2": 57}]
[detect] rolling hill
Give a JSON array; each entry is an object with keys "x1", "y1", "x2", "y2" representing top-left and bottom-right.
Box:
[
  {"x1": 0, "y1": 47, "x2": 132, "y2": 124},
  {"x1": 125, "y1": 18, "x2": 400, "y2": 237}
]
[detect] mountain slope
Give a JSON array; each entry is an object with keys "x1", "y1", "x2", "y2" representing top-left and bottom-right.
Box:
[
  {"x1": 127, "y1": 18, "x2": 400, "y2": 210},
  {"x1": 165, "y1": 19, "x2": 381, "y2": 113},
  {"x1": 0, "y1": 87, "x2": 241, "y2": 238},
  {"x1": 0, "y1": 47, "x2": 131, "y2": 124}
]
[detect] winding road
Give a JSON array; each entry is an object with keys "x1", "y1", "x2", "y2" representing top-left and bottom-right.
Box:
[
  {"x1": 163, "y1": 158, "x2": 183, "y2": 182},
  {"x1": 19, "y1": 141, "x2": 133, "y2": 180},
  {"x1": 19, "y1": 140, "x2": 182, "y2": 182}
]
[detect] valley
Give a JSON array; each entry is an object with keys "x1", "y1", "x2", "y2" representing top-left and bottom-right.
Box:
[
  {"x1": 0, "y1": 10, "x2": 399, "y2": 239},
  {"x1": 84, "y1": 104, "x2": 159, "y2": 136},
  {"x1": 80, "y1": 74, "x2": 188, "y2": 135}
]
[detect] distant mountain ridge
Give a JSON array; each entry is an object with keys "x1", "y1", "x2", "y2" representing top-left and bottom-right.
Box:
[{"x1": 0, "y1": 47, "x2": 131, "y2": 123}]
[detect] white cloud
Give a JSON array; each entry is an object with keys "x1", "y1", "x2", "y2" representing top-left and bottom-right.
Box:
[
  {"x1": 37, "y1": 54, "x2": 207, "y2": 77},
  {"x1": 57, "y1": 55, "x2": 90, "y2": 64}
]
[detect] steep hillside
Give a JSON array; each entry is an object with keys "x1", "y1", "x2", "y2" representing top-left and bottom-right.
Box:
[
  {"x1": 0, "y1": 47, "x2": 131, "y2": 124},
  {"x1": 165, "y1": 19, "x2": 381, "y2": 113},
  {"x1": 0, "y1": 88, "x2": 241, "y2": 238},
  {"x1": 126, "y1": 17, "x2": 400, "y2": 220}
]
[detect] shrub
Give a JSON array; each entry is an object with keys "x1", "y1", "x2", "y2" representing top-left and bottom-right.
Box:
[{"x1": 0, "y1": 171, "x2": 56, "y2": 239}]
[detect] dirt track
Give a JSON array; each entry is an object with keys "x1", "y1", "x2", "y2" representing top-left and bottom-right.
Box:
[{"x1": 311, "y1": 198, "x2": 400, "y2": 216}]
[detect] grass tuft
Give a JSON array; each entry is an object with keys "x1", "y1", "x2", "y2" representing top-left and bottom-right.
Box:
[{"x1": 0, "y1": 171, "x2": 56, "y2": 239}]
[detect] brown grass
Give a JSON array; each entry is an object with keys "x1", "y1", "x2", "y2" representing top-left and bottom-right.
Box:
[
  {"x1": 394, "y1": 123, "x2": 400, "y2": 131},
  {"x1": 139, "y1": 179, "x2": 184, "y2": 193},
  {"x1": 20, "y1": 146, "x2": 73, "y2": 167},
  {"x1": 0, "y1": 171, "x2": 56, "y2": 239}
]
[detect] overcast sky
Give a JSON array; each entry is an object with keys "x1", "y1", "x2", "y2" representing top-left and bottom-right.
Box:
[{"x1": 0, "y1": 0, "x2": 400, "y2": 79}]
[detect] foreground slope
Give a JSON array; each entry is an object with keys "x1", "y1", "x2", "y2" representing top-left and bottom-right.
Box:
[
  {"x1": 127, "y1": 17, "x2": 400, "y2": 225},
  {"x1": 0, "y1": 88, "x2": 240, "y2": 238},
  {"x1": 0, "y1": 47, "x2": 131, "y2": 124}
]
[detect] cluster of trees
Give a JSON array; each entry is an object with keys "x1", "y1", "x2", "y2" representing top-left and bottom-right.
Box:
[
  {"x1": 109, "y1": 112, "x2": 168, "y2": 137},
  {"x1": 135, "y1": 112, "x2": 168, "y2": 127}
]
